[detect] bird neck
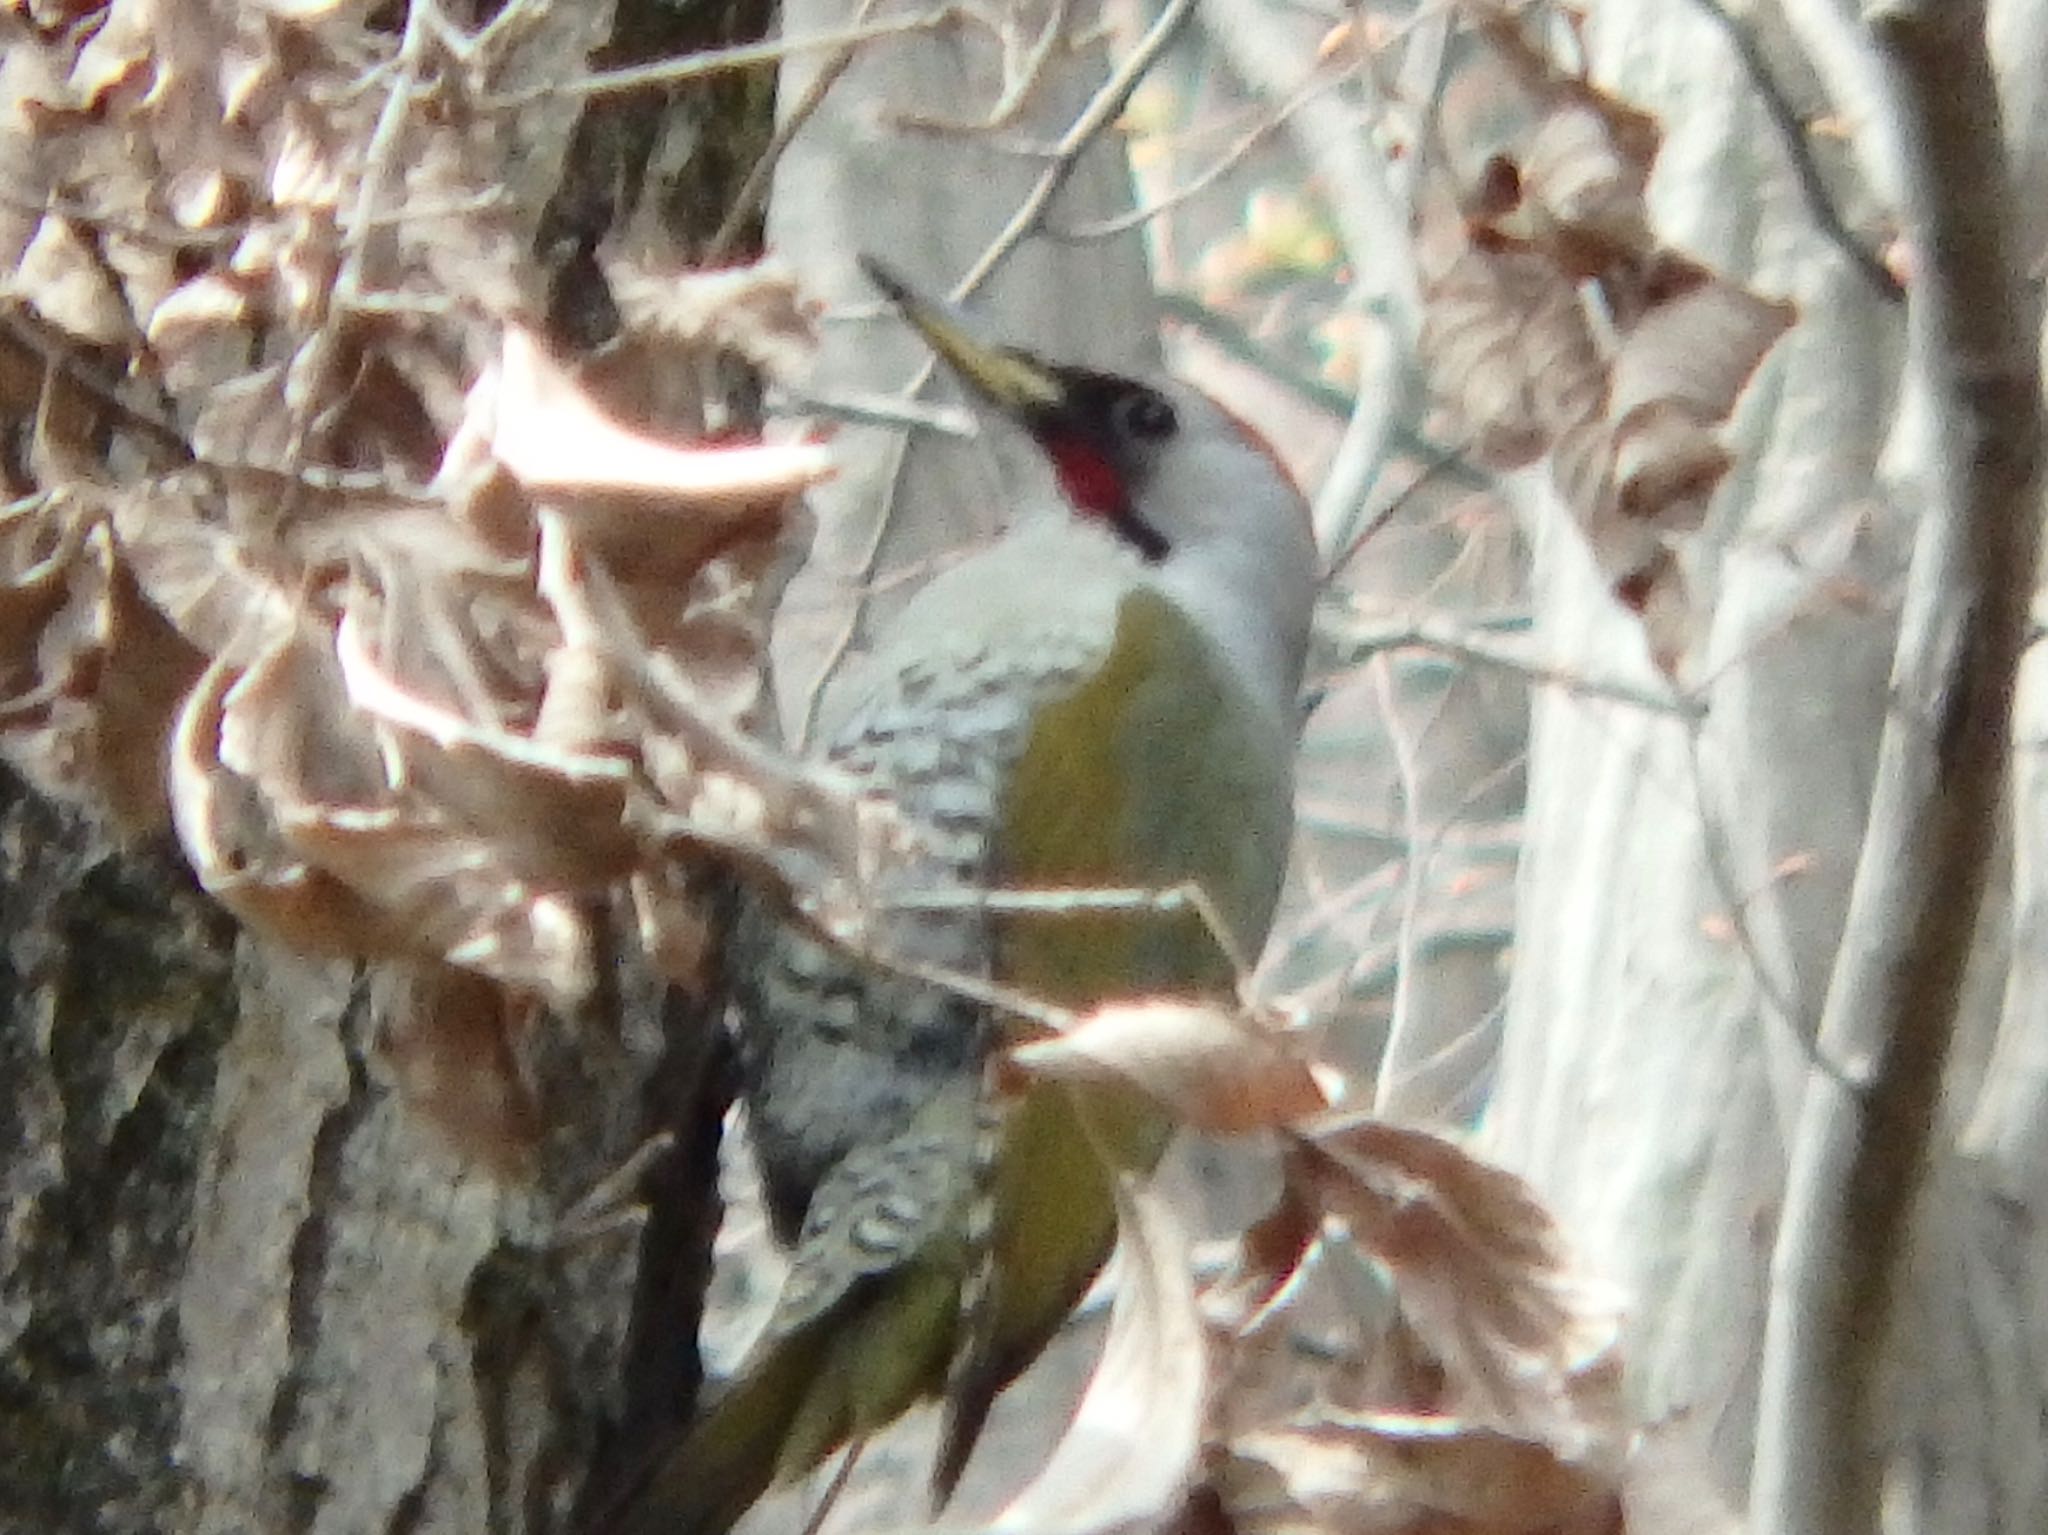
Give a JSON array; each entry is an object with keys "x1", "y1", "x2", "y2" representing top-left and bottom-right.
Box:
[{"x1": 1147, "y1": 533, "x2": 1312, "y2": 734}]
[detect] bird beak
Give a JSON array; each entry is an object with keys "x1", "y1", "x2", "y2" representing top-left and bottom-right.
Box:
[{"x1": 859, "y1": 256, "x2": 1066, "y2": 419}]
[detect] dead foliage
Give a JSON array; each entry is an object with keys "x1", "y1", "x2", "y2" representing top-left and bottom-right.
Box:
[
  {"x1": 1417, "y1": 2, "x2": 1795, "y2": 675},
  {"x1": 0, "y1": 9, "x2": 1705, "y2": 1528},
  {"x1": 979, "y1": 992, "x2": 1730, "y2": 1535},
  {"x1": 0, "y1": 0, "x2": 897, "y2": 1167}
]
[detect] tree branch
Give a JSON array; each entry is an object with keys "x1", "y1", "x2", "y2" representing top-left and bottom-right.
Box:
[
  {"x1": 1750, "y1": 6, "x2": 2044, "y2": 1534},
  {"x1": 1677, "y1": 0, "x2": 1903, "y2": 300},
  {"x1": 950, "y1": 0, "x2": 1199, "y2": 300}
]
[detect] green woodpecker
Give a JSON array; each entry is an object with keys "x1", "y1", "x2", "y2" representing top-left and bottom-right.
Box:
[{"x1": 599, "y1": 260, "x2": 1317, "y2": 1535}]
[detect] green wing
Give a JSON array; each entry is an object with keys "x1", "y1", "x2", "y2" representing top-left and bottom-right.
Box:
[{"x1": 936, "y1": 587, "x2": 1297, "y2": 1486}]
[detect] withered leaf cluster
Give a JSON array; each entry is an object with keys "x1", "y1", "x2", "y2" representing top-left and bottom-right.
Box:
[
  {"x1": 985, "y1": 999, "x2": 1712, "y2": 1535},
  {"x1": 0, "y1": 0, "x2": 902, "y2": 1159},
  {"x1": 1419, "y1": 3, "x2": 1796, "y2": 675}
]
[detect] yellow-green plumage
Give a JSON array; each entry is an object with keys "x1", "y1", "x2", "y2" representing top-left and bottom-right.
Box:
[{"x1": 596, "y1": 323, "x2": 1313, "y2": 1535}]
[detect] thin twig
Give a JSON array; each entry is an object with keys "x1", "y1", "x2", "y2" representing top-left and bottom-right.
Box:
[
  {"x1": 1682, "y1": 726, "x2": 1851, "y2": 1087},
  {"x1": 951, "y1": 0, "x2": 1200, "y2": 300},
  {"x1": 1677, "y1": 0, "x2": 1902, "y2": 300},
  {"x1": 334, "y1": 0, "x2": 434, "y2": 308},
  {"x1": 1368, "y1": 654, "x2": 1427, "y2": 1117},
  {"x1": 490, "y1": 10, "x2": 963, "y2": 105},
  {"x1": 795, "y1": 1441, "x2": 864, "y2": 1535},
  {"x1": 707, "y1": 2, "x2": 875, "y2": 260},
  {"x1": 0, "y1": 311, "x2": 193, "y2": 465},
  {"x1": 1156, "y1": 292, "x2": 1355, "y2": 417},
  {"x1": 768, "y1": 389, "x2": 976, "y2": 438},
  {"x1": 1322, "y1": 432, "x2": 1481, "y2": 582},
  {"x1": 890, "y1": 0, "x2": 1071, "y2": 135},
  {"x1": 1050, "y1": 54, "x2": 1356, "y2": 241},
  {"x1": 1329, "y1": 610, "x2": 1704, "y2": 718},
  {"x1": 885, "y1": 877, "x2": 1252, "y2": 978},
  {"x1": 1749, "y1": 5, "x2": 2043, "y2": 1534}
]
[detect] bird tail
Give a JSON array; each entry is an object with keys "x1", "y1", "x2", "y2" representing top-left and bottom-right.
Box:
[
  {"x1": 588, "y1": 1339, "x2": 816, "y2": 1535},
  {"x1": 932, "y1": 1077, "x2": 1169, "y2": 1501},
  {"x1": 592, "y1": 1259, "x2": 965, "y2": 1535}
]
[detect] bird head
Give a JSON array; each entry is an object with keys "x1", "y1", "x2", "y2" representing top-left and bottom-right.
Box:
[
  {"x1": 858, "y1": 257, "x2": 1307, "y2": 570},
  {"x1": 858, "y1": 256, "x2": 1319, "y2": 718}
]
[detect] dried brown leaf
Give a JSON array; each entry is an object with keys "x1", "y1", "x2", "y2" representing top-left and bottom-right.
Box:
[
  {"x1": 1417, "y1": 192, "x2": 1604, "y2": 472},
  {"x1": 1223, "y1": 1412, "x2": 1617, "y2": 1535},
  {"x1": 0, "y1": 505, "x2": 202, "y2": 828},
  {"x1": 1517, "y1": 102, "x2": 1652, "y2": 272},
  {"x1": 66, "y1": 2, "x2": 153, "y2": 113},
  {"x1": 1606, "y1": 253, "x2": 1795, "y2": 433},
  {"x1": 1413, "y1": 11, "x2": 1791, "y2": 678},
  {"x1": 984, "y1": 1177, "x2": 1205, "y2": 1535},
  {"x1": 1011, "y1": 1000, "x2": 1331, "y2": 1135},
  {"x1": 281, "y1": 805, "x2": 595, "y2": 1006},
  {"x1": 374, "y1": 963, "x2": 542, "y2": 1175},
  {"x1": 1203, "y1": 1179, "x2": 1324, "y2": 1338},
  {"x1": 5, "y1": 216, "x2": 130, "y2": 344},
  {"x1": 146, "y1": 272, "x2": 252, "y2": 352},
  {"x1": 111, "y1": 489, "x2": 299, "y2": 657},
  {"x1": 175, "y1": 614, "x2": 599, "y2": 1003},
  {"x1": 333, "y1": 603, "x2": 640, "y2": 891},
  {"x1": 0, "y1": 495, "x2": 85, "y2": 679},
  {"x1": 171, "y1": 649, "x2": 413, "y2": 956},
  {"x1": 1611, "y1": 546, "x2": 1693, "y2": 678},
  {"x1": 1611, "y1": 400, "x2": 1728, "y2": 531},
  {"x1": 1298, "y1": 1120, "x2": 1626, "y2": 1465},
  {"x1": 480, "y1": 325, "x2": 832, "y2": 514},
  {"x1": 607, "y1": 258, "x2": 821, "y2": 384}
]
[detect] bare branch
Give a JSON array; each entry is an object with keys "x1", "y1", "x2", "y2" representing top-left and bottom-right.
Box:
[
  {"x1": 1328, "y1": 611, "x2": 1703, "y2": 718},
  {"x1": 489, "y1": 9, "x2": 965, "y2": 105},
  {"x1": 707, "y1": 12, "x2": 869, "y2": 260},
  {"x1": 1049, "y1": 55, "x2": 1357, "y2": 240},
  {"x1": 1677, "y1": 0, "x2": 1903, "y2": 300},
  {"x1": 951, "y1": 0, "x2": 1200, "y2": 300},
  {"x1": 889, "y1": 0, "x2": 1071, "y2": 134},
  {"x1": 1750, "y1": 6, "x2": 2045, "y2": 1534}
]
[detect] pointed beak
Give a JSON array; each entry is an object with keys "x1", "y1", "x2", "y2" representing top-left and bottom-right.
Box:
[{"x1": 858, "y1": 256, "x2": 1066, "y2": 420}]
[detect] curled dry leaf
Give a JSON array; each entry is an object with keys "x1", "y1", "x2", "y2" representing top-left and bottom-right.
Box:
[
  {"x1": 983, "y1": 1176, "x2": 1206, "y2": 1535},
  {"x1": 171, "y1": 647, "x2": 412, "y2": 958},
  {"x1": 1417, "y1": 202, "x2": 1604, "y2": 472},
  {"x1": 0, "y1": 501, "x2": 206, "y2": 830},
  {"x1": 1417, "y1": 5, "x2": 1795, "y2": 675},
  {"x1": 281, "y1": 809, "x2": 595, "y2": 1009},
  {"x1": 0, "y1": 494, "x2": 89, "y2": 686},
  {"x1": 480, "y1": 326, "x2": 833, "y2": 548},
  {"x1": 5, "y1": 216, "x2": 130, "y2": 344},
  {"x1": 1009, "y1": 1000, "x2": 1331, "y2": 1135},
  {"x1": 2, "y1": 0, "x2": 851, "y2": 1145},
  {"x1": 220, "y1": 600, "x2": 601, "y2": 1008},
  {"x1": 1203, "y1": 1181, "x2": 1325, "y2": 1341},
  {"x1": 606, "y1": 259, "x2": 821, "y2": 385},
  {"x1": 110, "y1": 488, "x2": 300, "y2": 657},
  {"x1": 1223, "y1": 1412, "x2": 1616, "y2": 1535},
  {"x1": 333, "y1": 607, "x2": 641, "y2": 892},
  {"x1": 166, "y1": 589, "x2": 601, "y2": 1007},
  {"x1": 1297, "y1": 1120, "x2": 1626, "y2": 1467}
]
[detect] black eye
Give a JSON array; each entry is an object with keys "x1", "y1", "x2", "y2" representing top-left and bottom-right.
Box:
[{"x1": 1116, "y1": 390, "x2": 1177, "y2": 442}]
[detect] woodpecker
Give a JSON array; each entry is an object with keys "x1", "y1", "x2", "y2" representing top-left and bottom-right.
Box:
[{"x1": 597, "y1": 260, "x2": 1318, "y2": 1535}]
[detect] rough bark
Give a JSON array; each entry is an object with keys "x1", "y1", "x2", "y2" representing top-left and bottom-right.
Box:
[{"x1": 0, "y1": 0, "x2": 769, "y2": 1528}]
